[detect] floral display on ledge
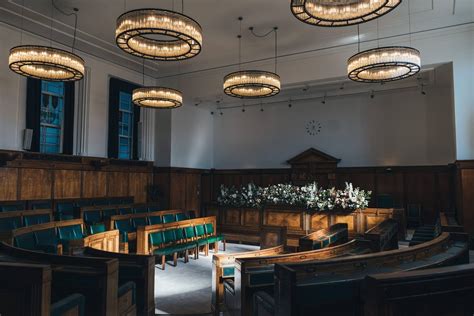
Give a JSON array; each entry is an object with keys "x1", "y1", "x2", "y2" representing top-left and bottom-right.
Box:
[{"x1": 217, "y1": 182, "x2": 371, "y2": 212}]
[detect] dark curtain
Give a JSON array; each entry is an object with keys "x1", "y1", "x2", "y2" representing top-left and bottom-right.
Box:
[
  {"x1": 108, "y1": 77, "x2": 140, "y2": 159},
  {"x1": 25, "y1": 78, "x2": 75, "y2": 154},
  {"x1": 25, "y1": 78, "x2": 42, "y2": 152},
  {"x1": 62, "y1": 82, "x2": 75, "y2": 154}
]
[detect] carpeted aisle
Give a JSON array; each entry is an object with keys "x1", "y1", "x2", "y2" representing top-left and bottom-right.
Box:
[{"x1": 154, "y1": 242, "x2": 259, "y2": 315}]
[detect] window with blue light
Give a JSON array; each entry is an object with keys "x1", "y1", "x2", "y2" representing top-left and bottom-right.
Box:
[
  {"x1": 40, "y1": 81, "x2": 65, "y2": 154},
  {"x1": 118, "y1": 91, "x2": 134, "y2": 159}
]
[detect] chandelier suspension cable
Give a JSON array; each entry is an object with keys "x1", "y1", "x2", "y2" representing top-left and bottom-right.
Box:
[
  {"x1": 19, "y1": 0, "x2": 24, "y2": 44},
  {"x1": 248, "y1": 26, "x2": 279, "y2": 73},
  {"x1": 142, "y1": 58, "x2": 145, "y2": 86},
  {"x1": 50, "y1": 0, "x2": 54, "y2": 46},
  {"x1": 238, "y1": 17, "x2": 242, "y2": 71},
  {"x1": 357, "y1": 25, "x2": 360, "y2": 52},
  {"x1": 376, "y1": 19, "x2": 379, "y2": 48},
  {"x1": 52, "y1": 0, "x2": 79, "y2": 53},
  {"x1": 408, "y1": 0, "x2": 412, "y2": 45},
  {"x1": 182, "y1": 0, "x2": 184, "y2": 13}
]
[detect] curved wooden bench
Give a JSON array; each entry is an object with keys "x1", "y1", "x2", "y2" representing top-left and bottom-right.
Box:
[
  {"x1": 230, "y1": 238, "x2": 373, "y2": 316},
  {"x1": 0, "y1": 208, "x2": 52, "y2": 242},
  {"x1": 0, "y1": 242, "x2": 122, "y2": 315},
  {"x1": 273, "y1": 232, "x2": 469, "y2": 316},
  {"x1": 84, "y1": 246, "x2": 155, "y2": 316},
  {"x1": 212, "y1": 245, "x2": 286, "y2": 314},
  {"x1": 363, "y1": 218, "x2": 398, "y2": 252},
  {"x1": 363, "y1": 263, "x2": 474, "y2": 316},
  {"x1": 299, "y1": 223, "x2": 348, "y2": 251}
]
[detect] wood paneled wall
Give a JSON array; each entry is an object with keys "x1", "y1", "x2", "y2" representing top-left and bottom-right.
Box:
[
  {"x1": 202, "y1": 165, "x2": 455, "y2": 225},
  {"x1": 456, "y1": 161, "x2": 474, "y2": 235},
  {"x1": 0, "y1": 151, "x2": 153, "y2": 203}
]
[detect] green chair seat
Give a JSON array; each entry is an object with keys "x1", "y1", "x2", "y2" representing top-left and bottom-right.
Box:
[
  {"x1": 83, "y1": 210, "x2": 101, "y2": 225},
  {"x1": 115, "y1": 219, "x2": 133, "y2": 242},
  {"x1": 148, "y1": 215, "x2": 162, "y2": 225},
  {"x1": 162, "y1": 214, "x2": 176, "y2": 224},
  {"x1": 119, "y1": 208, "x2": 133, "y2": 215},
  {"x1": 102, "y1": 208, "x2": 118, "y2": 220},
  {"x1": 24, "y1": 214, "x2": 50, "y2": 226},
  {"x1": 176, "y1": 241, "x2": 197, "y2": 251},
  {"x1": 175, "y1": 213, "x2": 188, "y2": 222},
  {"x1": 153, "y1": 246, "x2": 181, "y2": 256},
  {"x1": 131, "y1": 217, "x2": 147, "y2": 229},
  {"x1": 206, "y1": 235, "x2": 225, "y2": 243},
  {"x1": 58, "y1": 225, "x2": 84, "y2": 241},
  {"x1": 196, "y1": 238, "x2": 209, "y2": 246},
  {"x1": 14, "y1": 232, "x2": 36, "y2": 250},
  {"x1": 0, "y1": 216, "x2": 21, "y2": 232},
  {"x1": 133, "y1": 206, "x2": 148, "y2": 214},
  {"x1": 88, "y1": 223, "x2": 106, "y2": 235}
]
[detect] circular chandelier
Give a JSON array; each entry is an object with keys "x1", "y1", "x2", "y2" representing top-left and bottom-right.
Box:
[
  {"x1": 347, "y1": 46, "x2": 421, "y2": 83},
  {"x1": 132, "y1": 87, "x2": 183, "y2": 109},
  {"x1": 9, "y1": 45, "x2": 85, "y2": 81},
  {"x1": 115, "y1": 8, "x2": 203, "y2": 60},
  {"x1": 290, "y1": 0, "x2": 401, "y2": 27},
  {"x1": 223, "y1": 70, "x2": 281, "y2": 98}
]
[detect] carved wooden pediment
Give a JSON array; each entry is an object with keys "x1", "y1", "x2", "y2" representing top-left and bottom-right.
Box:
[
  {"x1": 287, "y1": 148, "x2": 340, "y2": 167},
  {"x1": 287, "y1": 148, "x2": 340, "y2": 185}
]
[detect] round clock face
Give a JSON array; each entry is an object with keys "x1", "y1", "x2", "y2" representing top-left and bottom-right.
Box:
[{"x1": 306, "y1": 120, "x2": 322, "y2": 136}]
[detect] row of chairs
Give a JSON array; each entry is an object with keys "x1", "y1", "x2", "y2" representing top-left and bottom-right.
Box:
[
  {"x1": 149, "y1": 222, "x2": 225, "y2": 270},
  {"x1": 0, "y1": 197, "x2": 134, "y2": 213},
  {"x1": 0, "y1": 212, "x2": 50, "y2": 233},
  {"x1": 14, "y1": 224, "x2": 85, "y2": 255},
  {"x1": 114, "y1": 211, "x2": 197, "y2": 243},
  {"x1": 82, "y1": 205, "x2": 168, "y2": 225}
]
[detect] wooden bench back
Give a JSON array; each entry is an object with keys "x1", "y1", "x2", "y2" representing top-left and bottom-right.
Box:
[
  {"x1": 0, "y1": 209, "x2": 53, "y2": 241},
  {"x1": 136, "y1": 216, "x2": 217, "y2": 254},
  {"x1": 10, "y1": 218, "x2": 85, "y2": 242},
  {"x1": 299, "y1": 223, "x2": 348, "y2": 251}
]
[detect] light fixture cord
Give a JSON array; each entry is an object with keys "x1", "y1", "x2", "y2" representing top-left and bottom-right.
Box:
[
  {"x1": 408, "y1": 0, "x2": 412, "y2": 45},
  {"x1": 182, "y1": 0, "x2": 184, "y2": 13},
  {"x1": 50, "y1": 0, "x2": 54, "y2": 46},
  {"x1": 274, "y1": 27, "x2": 278, "y2": 73},
  {"x1": 142, "y1": 58, "x2": 145, "y2": 86},
  {"x1": 124, "y1": 0, "x2": 126, "y2": 11},
  {"x1": 52, "y1": 0, "x2": 79, "y2": 52},
  {"x1": 376, "y1": 19, "x2": 379, "y2": 48},
  {"x1": 19, "y1": 0, "x2": 25, "y2": 44},
  {"x1": 238, "y1": 17, "x2": 242, "y2": 71},
  {"x1": 357, "y1": 24, "x2": 360, "y2": 52}
]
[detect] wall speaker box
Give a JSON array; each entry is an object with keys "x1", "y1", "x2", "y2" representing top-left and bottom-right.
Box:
[{"x1": 22, "y1": 129, "x2": 33, "y2": 150}]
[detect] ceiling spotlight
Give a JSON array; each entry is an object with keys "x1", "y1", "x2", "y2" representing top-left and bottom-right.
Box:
[
  {"x1": 260, "y1": 102, "x2": 264, "y2": 112},
  {"x1": 302, "y1": 85, "x2": 309, "y2": 92},
  {"x1": 210, "y1": 111, "x2": 214, "y2": 115},
  {"x1": 220, "y1": 111, "x2": 224, "y2": 115},
  {"x1": 288, "y1": 103, "x2": 292, "y2": 108},
  {"x1": 340, "y1": 83, "x2": 344, "y2": 90},
  {"x1": 260, "y1": 108, "x2": 264, "y2": 112},
  {"x1": 321, "y1": 93, "x2": 327, "y2": 104},
  {"x1": 370, "y1": 90, "x2": 375, "y2": 99}
]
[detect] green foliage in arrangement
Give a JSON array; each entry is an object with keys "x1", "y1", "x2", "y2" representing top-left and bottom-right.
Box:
[{"x1": 217, "y1": 182, "x2": 371, "y2": 211}]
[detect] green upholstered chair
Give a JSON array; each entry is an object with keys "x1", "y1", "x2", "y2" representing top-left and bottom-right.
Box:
[
  {"x1": 83, "y1": 210, "x2": 102, "y2": 225},
  {"x1": 56, "y1": 203, "x2": 75, "y2": 220},
  {"x1": 51, "y1": 293, "x2": 85, "y2": 316},
  {"x1": 102, "y1": 208, "x2": 118, "y2": 220},
  {"x1": 187, "y1": 210, "x2": 197, "y2": 219},
  {"x1": 174, "y1": 228, "x2": 197, "y2": 261},
  {"x1": 175, "y1": 213, "x2": 188, "y2": 222},
  {"x1": 30, "y1": 201, "x2": 52, "y2": 210},
  {"x1": 194, "y1": 224, "x2": 209, "y2": 256},
  {"x1": 149, "y1": 231, "x2": 178, "y2": 270},
  {"x1": 0, "y1": 216, "x2": 21, "y2": 232},
  {"x1": 205, "y1": 222, "x2": 226, "y2": 252},
  {"x1": 133, "y1": 206, "x2": 148, "y2": 213},
  {"x1": 87, "y1": 223, "x2": 106, "y2": 235},
  {"x1": 0, "y1": 203, "x2": 24, "y2": 212},
  {"x1": 162, "y1": 214, "x2": 176, "y2": 224},
  {"x1": 119, "y1": 208, "x2": 133, "y2": 215},
  {"x1": 14, "y1": 232, "x2": 36, "y2": 250},
  {"x1": 24, "y1": 214, "x2": 50, "y2": 226},
  {"x1": 93, "y1": 199, "x2": 109, "y2": 206},
  {"x1": 148, "y1": 215, "x2": 162, "y2": 225},
  {"x1": 58, "y1": 224, "x2": 84, "y2": 253},
  {"x1": 131, "y1": 217, "x2": 147, "y2": 229},
  {"x1": 115, "y1": 219, "x2": 133, "y2": 242},
  {"x1": 34, "y1": 228, "x2": 60, "y2": 254}
]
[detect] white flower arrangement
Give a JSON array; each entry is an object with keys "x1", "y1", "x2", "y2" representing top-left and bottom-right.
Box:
[{"x1": 217, "y1": 182, "x2": 371, "y2": 211}]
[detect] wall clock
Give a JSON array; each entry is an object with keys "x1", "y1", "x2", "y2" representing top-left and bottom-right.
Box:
[{"x1": 306, "y1": 120, "x2": 322, "y2": 136}]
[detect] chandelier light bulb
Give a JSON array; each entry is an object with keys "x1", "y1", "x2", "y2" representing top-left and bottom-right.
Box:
[
  {"x1": 116, "y1": 9, "x2": 203, "y2": 60},
  {"x1": 347, "y1": 46, "x2": 421, "y2": 83},
  {"x1": 9, "y1": 45, "x2": 84, "y2": 81},
  {"x1": 223, "y1": 70, "x2": 281, "y2": 99},
  {"x1": 291, "y1": 0, "x2": 401, "y2": 27},
  {"x1": 132, "y1": 87, "x2": 183, "y2": 109}
]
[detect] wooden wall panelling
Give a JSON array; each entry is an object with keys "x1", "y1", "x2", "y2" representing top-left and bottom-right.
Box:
[
  {"x1": 260, "y1": 171, "x2": 291, "y2": 186},
  {"x1": 185, "y1": 173, "x2": 201, "y2": 211},
  {"x1": 375, "y1": 171, "x2": 405, "y2": 207},
  {"x1": 82, "y1": 171, "x2": 107, "y2": 198},
  {"x1": 153, "y1": 171, "x2": 170, "y2": 209},
  {"x1": 0, "y1": 168, "x2": 18, "y2": 201},
  {"x1": 54, "y1": 169, "x2": 82, "y2": 199},
  {"x1": 19, "y1": 168, "x2": 52, "y2": 200},
  {"x1": 201, "y1": 173, "x2": 212, "y2": 207},
  {"x1": 436, "y1": 169, "x2": 455, "y2": 212},
  {"x1": 456, "y1": 161, "x2": 474, "y2": 235},
  {"x1": 404, "y1": 171, "x2": 437, "y2": 223},
  {"x1": 129, "y1": 172, "x2": 151, "y2": 204},
  {"x1": 169, "y1": 173, "x2": 186, "y2": 209},
  {"x1": 107, "y1": 172, "x2": 129, "y2": 197}
]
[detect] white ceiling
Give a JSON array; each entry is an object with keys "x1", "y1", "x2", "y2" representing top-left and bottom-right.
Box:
[{"x1": 1, "y1": 0, "x2": 472, "y2": 104}]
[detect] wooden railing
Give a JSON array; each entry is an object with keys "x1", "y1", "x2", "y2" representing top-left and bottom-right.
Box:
[
  {"x1": 298, "y1": 223, "x2": 348, "y2": 251},
  {"x1": 363, "y1": 218, "x2": 399, "y2": 252},
  {"x1": 108, "y1": 209, "x2": 183, "y2": 230}
]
